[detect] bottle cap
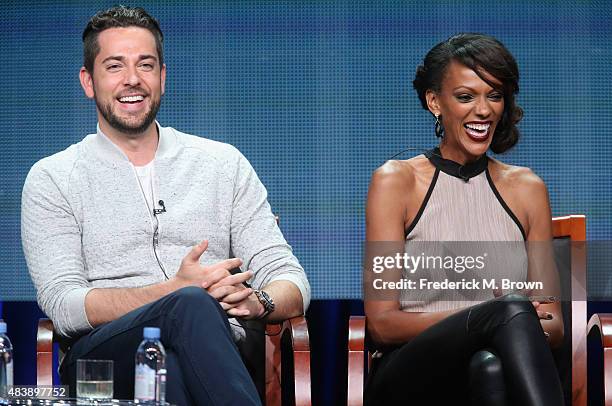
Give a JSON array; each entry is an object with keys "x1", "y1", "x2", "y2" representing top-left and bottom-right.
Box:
[
  {"x1": 0, "y1": 322, "x2": 6, "y2": 334},
  {"x1": 143, "y1": 327, "x2": 160, "y2": 339}
]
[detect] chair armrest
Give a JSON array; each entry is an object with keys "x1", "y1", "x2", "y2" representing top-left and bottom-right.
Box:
[
  {"x1": 348, "y1": 316, "x2": 366, "y2": 406},
  {"x1": 284, "y1": 316, "x2": 311, "y2": 405},
  {"x1": 278, "y1": 316, "x2": 310, "y2": 351},
  {"x1": 37, "y1": 318, "x2": 54, "y2": 386},
  {"x1": 588, "y1": 313, "x2": 612, "y2": 347},
  {"x1": 588, "y1": 313, "x2": 612, "y2": 404},
  {"x1": 349, "y1": 316, "x2": 366, "y2": 351},
  {"x1": 265, "y1": 316, "x2": 311, "y2": 406}
]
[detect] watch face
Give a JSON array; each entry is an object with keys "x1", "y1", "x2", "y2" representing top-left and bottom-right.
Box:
[{"x1": 258, "y1": 290, "x2": 275, "y2": 312}]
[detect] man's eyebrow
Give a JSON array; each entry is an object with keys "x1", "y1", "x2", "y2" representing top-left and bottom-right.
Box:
[
  {"x1": 137, "y1": 54, "x2": 158, "y2": 62},
  {"x1": 101, "y1": 56, "x2": 125, "y2": 64},
  {"x1": 101, "y1": 55, "x2": 158, "y2": 64}
]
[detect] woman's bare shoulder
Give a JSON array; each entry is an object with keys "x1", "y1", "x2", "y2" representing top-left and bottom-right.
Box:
[
  {"x1": 489, "y1": 158, "x2": 547, "y2": 192},
  {"x1": 371, "y1": 155, "x2": 431, "y2": 190}
]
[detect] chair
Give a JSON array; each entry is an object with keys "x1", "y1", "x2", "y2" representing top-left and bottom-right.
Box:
[
  {"x1": 37, "y1": 213, "x2": 312, "y2": 405},
  {"x1": 37, "y1": 316, "x2": 311, "y2": 405},
  {"x1": 586, "y1": 316, "x2": 612, "y2": 403},
  {"x1": 347, "y1": 215, "x2": 589, "y2": 405}
]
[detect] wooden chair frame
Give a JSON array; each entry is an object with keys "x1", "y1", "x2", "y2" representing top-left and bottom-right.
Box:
[
  {"x1": 587, "y1": 314, "x2": 612, "y2": 404},
  {"x1": 348, "y1": 215, "x2": 589, "y2": 405},
  {"x1": 38, "y1": 316, "x2": 311, "y2": 405}
]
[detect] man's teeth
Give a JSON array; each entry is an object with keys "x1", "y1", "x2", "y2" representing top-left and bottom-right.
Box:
[
  {"x1": 465, "y1": 123, "x2": 490, "y2": 131},
  {"x1": 119, "y1": 95, "x2": 144, "y2": 102}
]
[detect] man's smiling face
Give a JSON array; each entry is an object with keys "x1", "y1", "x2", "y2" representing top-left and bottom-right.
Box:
[{"x1": 81, "y1": 26, "x2": 166, "y2": 138}]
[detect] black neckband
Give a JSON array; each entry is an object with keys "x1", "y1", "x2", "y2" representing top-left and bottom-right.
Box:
[{"x1": 425, "y1": 147, "x2": 488, "y2": 181}]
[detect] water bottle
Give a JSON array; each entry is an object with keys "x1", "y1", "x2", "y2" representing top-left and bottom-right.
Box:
[
  {"x1": 134, "y1": 327, "x2": 166, "y2": 404},
  {"x1": 0, "y1": 322, "x2": 13, "y2": 404}
]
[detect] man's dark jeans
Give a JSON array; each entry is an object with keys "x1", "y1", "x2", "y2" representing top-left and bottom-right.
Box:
[{"x1": 60, "y1": 287, "x2": 261, "y2": 406}]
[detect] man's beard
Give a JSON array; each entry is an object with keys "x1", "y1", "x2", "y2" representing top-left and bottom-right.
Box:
[{"x1": 95, "y1": 94, "x2": 161, "y2": 138}]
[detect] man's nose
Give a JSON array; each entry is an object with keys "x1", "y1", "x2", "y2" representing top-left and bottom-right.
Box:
[{"x1": 124, "y1": 66, "x2": 141, "y2": 87}]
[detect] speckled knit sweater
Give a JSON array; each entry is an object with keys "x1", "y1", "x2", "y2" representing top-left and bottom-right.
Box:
[{"x1": 21, "y1": 124, "x2": 310, "y2": 338}]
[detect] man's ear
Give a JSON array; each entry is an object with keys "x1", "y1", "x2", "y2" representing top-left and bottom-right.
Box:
[
  {"x1": 425, "y1": 90, "x2": 440, "y2": 116},
  {"x1": 79, "y1": 67, "x2": 95, "y2": 99},
  {"x1": 160, "y1": 63, "x2": 166, "y2": 95}
]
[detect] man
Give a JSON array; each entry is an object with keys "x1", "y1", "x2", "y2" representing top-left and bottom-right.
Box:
[{"x1": 21, "y1": 6, "x2": 309, "y2": 405}]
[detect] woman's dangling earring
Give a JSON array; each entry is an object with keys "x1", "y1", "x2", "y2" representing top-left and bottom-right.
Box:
[{"x1": 434, "y1": 114, "x2": 444, "y2": 138}]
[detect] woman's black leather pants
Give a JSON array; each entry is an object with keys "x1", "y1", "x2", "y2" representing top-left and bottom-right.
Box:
[{"x1": 364, "y1": 294, "x2": 564, "y2": 405}]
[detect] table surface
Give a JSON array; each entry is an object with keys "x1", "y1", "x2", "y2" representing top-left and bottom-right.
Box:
[{"x1": 8, "y1": 399, "x2": 171, "y2": 405}]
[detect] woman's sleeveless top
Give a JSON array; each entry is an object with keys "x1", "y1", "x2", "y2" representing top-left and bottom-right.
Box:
[{"x1": 400, "y1": 148, "x2": 528, "y2": 312}]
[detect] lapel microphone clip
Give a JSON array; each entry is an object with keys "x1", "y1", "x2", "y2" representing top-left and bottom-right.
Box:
[{"x1": 153, "y1": 200, "x2": 167, "y2": 215}]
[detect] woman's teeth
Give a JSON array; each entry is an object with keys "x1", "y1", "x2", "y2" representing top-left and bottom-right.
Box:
[{"x1": 464, "y1": 123, "x2": 490, "y2": 138}]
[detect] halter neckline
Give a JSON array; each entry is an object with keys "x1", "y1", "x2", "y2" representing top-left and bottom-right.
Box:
[{"x1": 424, "y1": 147, "x2": 488, "y2": 181}]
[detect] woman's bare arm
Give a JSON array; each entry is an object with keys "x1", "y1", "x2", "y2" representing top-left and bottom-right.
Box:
[
  {"x1": 364, "y1": 161, "x2": 459, "y2": 347},
  {"x1": 520, "y1": 169, "x2": 564, "y2": 348}
]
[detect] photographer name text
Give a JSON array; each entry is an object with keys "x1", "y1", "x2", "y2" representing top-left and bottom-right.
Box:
[{"x1": 372, "y1": 278, "x2": 542, "y2": 291}]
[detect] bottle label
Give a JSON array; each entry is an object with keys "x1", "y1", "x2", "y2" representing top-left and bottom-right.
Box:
[
  {"x1": 5, "y1": 361, "x2": 12, "y2": 387},
  {"x1": 156, "y1": 369, "x2": 166, "y2": 403},
  {"x1": 134, "y1": 363, "x2": 156, "y2": 401}
]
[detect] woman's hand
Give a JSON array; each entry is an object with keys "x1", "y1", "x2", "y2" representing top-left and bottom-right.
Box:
[
  {"x1": 492, "y1": 289, "x2": 556, "y2": 342},
  {"x1": 531, "y1": 299, "x2": 554, "y2": 340}
]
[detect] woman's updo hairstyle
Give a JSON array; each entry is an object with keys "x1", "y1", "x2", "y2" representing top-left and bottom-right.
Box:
[{"x1": 413, "y1": 33, "x2": 523, "y2": 153}]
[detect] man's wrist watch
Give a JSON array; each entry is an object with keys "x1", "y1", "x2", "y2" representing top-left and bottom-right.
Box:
[{"x1": 253, "y1": 289, "x2": 275, "y2": 319}]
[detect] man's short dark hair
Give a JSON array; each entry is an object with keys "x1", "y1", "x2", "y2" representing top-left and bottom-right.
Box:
[{"x1": 82, "y1": 5, "x2": 164, "y2": 73}]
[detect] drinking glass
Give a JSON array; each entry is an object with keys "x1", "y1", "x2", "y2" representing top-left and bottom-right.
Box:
[{"x1": 76, "y1": 359, "x2": 113, "y2": 402}]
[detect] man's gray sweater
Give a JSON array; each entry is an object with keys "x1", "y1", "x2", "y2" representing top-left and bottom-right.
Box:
[{"x1": 21, "y1": 124, "x2": 310, "y2": 338}]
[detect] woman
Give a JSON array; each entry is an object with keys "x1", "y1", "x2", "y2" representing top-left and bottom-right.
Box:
[{"x1": 364, "y1": 34, "x2": 564, "y2": 405}]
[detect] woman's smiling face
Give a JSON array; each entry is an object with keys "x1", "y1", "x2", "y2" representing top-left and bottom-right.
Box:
[{"x1": 426, "y1": 60, "x2": 505, "y2": 164}]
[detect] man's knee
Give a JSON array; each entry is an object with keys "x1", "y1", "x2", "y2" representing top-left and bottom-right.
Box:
[{"x1": 164, "y1": 286, "x2": 221, "y2": 314}]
